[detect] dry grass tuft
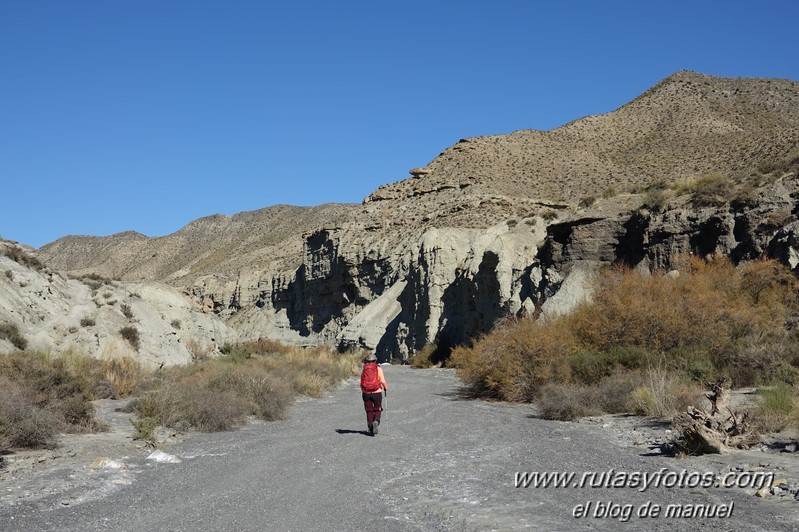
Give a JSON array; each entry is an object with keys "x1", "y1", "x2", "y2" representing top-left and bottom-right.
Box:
[
  {"x1": 0, "y1": 351, "x2": 112, "y2": 450},
  {"x1": 0, "y1": 322, "x2": 27, "y2": 350},
  {"x1": 133, "y1": 343, "x2": 360, "y2": 433}
]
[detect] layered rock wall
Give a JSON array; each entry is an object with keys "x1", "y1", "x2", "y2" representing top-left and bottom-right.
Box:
[{"x1": 186, "y1": 174, "x2": 799, "y2": 361}]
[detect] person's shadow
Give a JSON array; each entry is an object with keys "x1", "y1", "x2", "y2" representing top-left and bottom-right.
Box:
[{"x1": 335, "y1": 429, "x2": 372, "y2": 436}]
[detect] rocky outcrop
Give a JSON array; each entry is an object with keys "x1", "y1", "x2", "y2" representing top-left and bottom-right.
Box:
[
  {"x1": 197, "y1": 173, "x2": 799, "y2": 360},
  {"x1": 0, "y1": 241, "x2": 236, "y2": 367},
  {"x1": 30, "y1": 71, "x2": 799, "y2": 363}
]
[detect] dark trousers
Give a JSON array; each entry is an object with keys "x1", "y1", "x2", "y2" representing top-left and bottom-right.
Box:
[{"x1": 362, "y1": 392, "x2": 383, "y2": 426}]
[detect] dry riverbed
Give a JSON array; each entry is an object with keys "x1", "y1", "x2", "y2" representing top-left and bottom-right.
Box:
[{"x1": 2, "y1": 368, "x2": 798, "y2": 530}]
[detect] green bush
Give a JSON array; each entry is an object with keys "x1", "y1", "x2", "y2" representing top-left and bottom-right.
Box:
[
  {"x1": 131, "y1": 416, "x2": 159, "y2": 442},
  {"x1": 752, "y1": 384, "x2": 799, "y2": 433}
]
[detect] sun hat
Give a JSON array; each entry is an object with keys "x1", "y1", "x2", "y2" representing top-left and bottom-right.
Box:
[{"x1": 365, "y1": 353, "x2": 377, "y2": 362}]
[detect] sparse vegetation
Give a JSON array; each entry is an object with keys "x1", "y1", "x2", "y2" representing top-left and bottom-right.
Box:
[
  {"x1": 601, "y1": 186, "x2": 617, "y2": 199},
  {"x1": 1, "y1": 246, "x2": 44, "y2": 271},
  {"x1": 578, "y1": 196, "x2": 596, "y2": 208},
  {"x1": 120, "y1": 303, "x2": 134, "y2": 319},
  {"x1": 4, "y1": 269, "x2": 12, "y2": 281},
  {"x1": 186, "y1": 338, "x2": 213, "y2": 361},
  {"x1": 72, "y1": 273, "x2": 114, "y2": 291},
  {"x1": 171, "y1": 319, "x2": 182, "y2": 330},
  {"x1": 636, "y1": 150, "x2": 799, "y2": 214},
  {"x1": 409, "y1": 343, "x2": 438, "y2": 368},
  {"x1": 751, "y1": 384, "x2": 799, "y2": 434},
  {"x1": 80, "y1": 317, "x2": 96, "y2": 327},
  {"x1": 134, "y1": 343, "x2": 360, "y2": 432},
  {"x1": 541, "y1": 210, "x2": 558, "y2": 221},
  {"x1": 0, "y1": 342, "x2": 361, "y2": 449},
  {"x1": 0, "y1": 351, "x2": 109, "y2": 450},
  {"x1": 452, "y1": 257, "x2": 799, "y2": 421},
  {"x1": 119, "y1": 326, "x2": 140, "y2": 351},
  {"x1": 0, "y1": 322, "x2": 27, "y2": 351}
]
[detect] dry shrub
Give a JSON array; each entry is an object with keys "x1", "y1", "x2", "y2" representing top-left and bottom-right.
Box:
[
  {"x1": 250, "y1": 338, "x2": 293, "y2": 355},
  {"x1": 452, "y1": 257, "x2": 799, "y2": 420},
  {"x1": 137, "y1": 382, "x2": 250, "y2": 432},
  {"x1": 100, "y1": 356, "x2": 148, "y2": 396},
  {"x1": 293, "y1": 373, "x2": 327, "y2": 398},
  {"x1": 566, "y1": 346, "x2": 650, "y2": 385},
  {"x1": 594, "y1": 371, "x2": 647, "y2": 413},
  {"x1": 674, "y1": 173, "x2": 730, "y2": 206},
  {"x1": 409, "y1": 344, "x2": 437, "y2": 368},
  {"x1": 0, "y1": 377, "x2": 59, "y2": 449},
  {"x1": 186, "y1": 338, "x2": 214, "y2": 361},
  {"x1": 134, "y1": 345, "x2": 358, "y2": 432},
  {"x1": 536, "y1": 372, "x2": 644, "y2": 420},
  {"x1": 0, "y1": 322, "x2": 27, "y2": 350},
  {"x1": 453, "y1": 316, "x2": 578, "y2": 402},
  {"x1": 750, "y1": 384, "x2": 799, "y2": 433},
  {"x1": 1, "y1": 246, "x2": 44, "y2": 271},
  {"x1": 60, "y1": 349, "x2": 148, "y2": 398},
  {"x1": 537, "y1": 383, "x2": 603, "y2": 420},
  {"x1": 631, "y1": 366, "x2": 702, "y2": 418},
  {"x1": 0, "y1": 351, "x2": 108, "y2": 450},
  {"x1": 119, "y1": 326, "x2": 140, "y2": 351},
  {"x1": 570, "y1": 260, "x2": 734, "y2": 354}
]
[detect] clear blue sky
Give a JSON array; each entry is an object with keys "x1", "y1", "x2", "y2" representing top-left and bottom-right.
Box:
[{"x1": 2, "y1": 1, "x2": 797, "y2": 248}]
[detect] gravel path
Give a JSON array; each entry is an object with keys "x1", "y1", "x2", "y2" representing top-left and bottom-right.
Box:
[{"x1": 2, "y1": 366, "x2": 798, "y2": 531}]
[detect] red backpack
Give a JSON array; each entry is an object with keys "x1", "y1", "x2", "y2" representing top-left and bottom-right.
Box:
[{"x1": 360, "y1": 363, "x2": 380, "y2": 393}]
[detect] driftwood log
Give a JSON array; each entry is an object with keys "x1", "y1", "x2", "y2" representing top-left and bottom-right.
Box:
[{"x1": 672, "y1": 378, "x2": 761, "y2": 455}]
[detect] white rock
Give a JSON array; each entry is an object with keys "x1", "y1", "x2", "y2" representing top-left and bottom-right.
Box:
[{"x1": 146, "y1": 450, "x2": 181, "y2": 463}]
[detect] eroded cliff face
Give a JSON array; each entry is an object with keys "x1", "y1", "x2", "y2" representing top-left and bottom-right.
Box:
[
  {"x1": 28, "y1": 72, "x2": 799, "y2": 363},
  {"x1": 0, "y1": 241, "x2": 237, "y2": 367},
  {"x1": 183, "y1": 173, "x2": 799, "y2": 361}
]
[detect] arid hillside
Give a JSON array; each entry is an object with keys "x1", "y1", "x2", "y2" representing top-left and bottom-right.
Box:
[
  {"x1": 41, "y1": 71, "x2": 799, "y2": 283},
  {"x1": 40, "y1": 203, "x2": 357, "y2": 285},
  {"x1": 30, "y1": 71, "x2": 799, "y2": 359}
]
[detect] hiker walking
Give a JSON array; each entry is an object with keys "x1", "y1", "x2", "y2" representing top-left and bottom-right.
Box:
[{"x1": 360, "y1": 353, "x2": 387, "y2": 436}]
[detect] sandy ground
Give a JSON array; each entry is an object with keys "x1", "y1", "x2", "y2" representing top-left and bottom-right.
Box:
[
  {"x1": 1, "y1": 370, "x2": 798, "y2": 530},
  {"x1": 0, "y1": 399, "x2": 186, "y2": 509}
]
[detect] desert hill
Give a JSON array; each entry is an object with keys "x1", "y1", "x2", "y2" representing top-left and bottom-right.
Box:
[
  {"x1": 0, "y1": 239, "x2": 235, "y2": 366},
  {"x1": 41, "y1": 203, "x2": 358, "y2": 285},
  {"x1": 25, "y1": 71, "x2": 799, "y2": 359},
  {"x1": 41, "y1": 71, "x2": 799, "y2": 280}
]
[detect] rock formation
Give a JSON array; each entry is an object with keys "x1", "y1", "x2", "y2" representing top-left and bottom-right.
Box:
[
  {"x1": 0, "y1": 240, "x2": 236, "y2": 367},
  {"x1": 28, "y1": 71, "x2": 799, "y2": 362}
]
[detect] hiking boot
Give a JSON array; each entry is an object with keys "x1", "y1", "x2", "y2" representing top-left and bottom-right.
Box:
[
  {"x1": 372, "y1": 419, "x2": 379, "y2": 435},
  {"x1": 368, "y1": 423, "x2": 374, "y2": 435}
]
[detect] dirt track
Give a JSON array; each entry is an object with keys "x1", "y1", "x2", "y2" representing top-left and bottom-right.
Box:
[{"x1": 2, "y1": 366, "x2": 798, "y2": 531}]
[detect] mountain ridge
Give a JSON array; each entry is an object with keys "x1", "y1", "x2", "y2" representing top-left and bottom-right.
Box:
[{"x1": 30, "y1": 71, "x2": 799, "y2": 359}]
